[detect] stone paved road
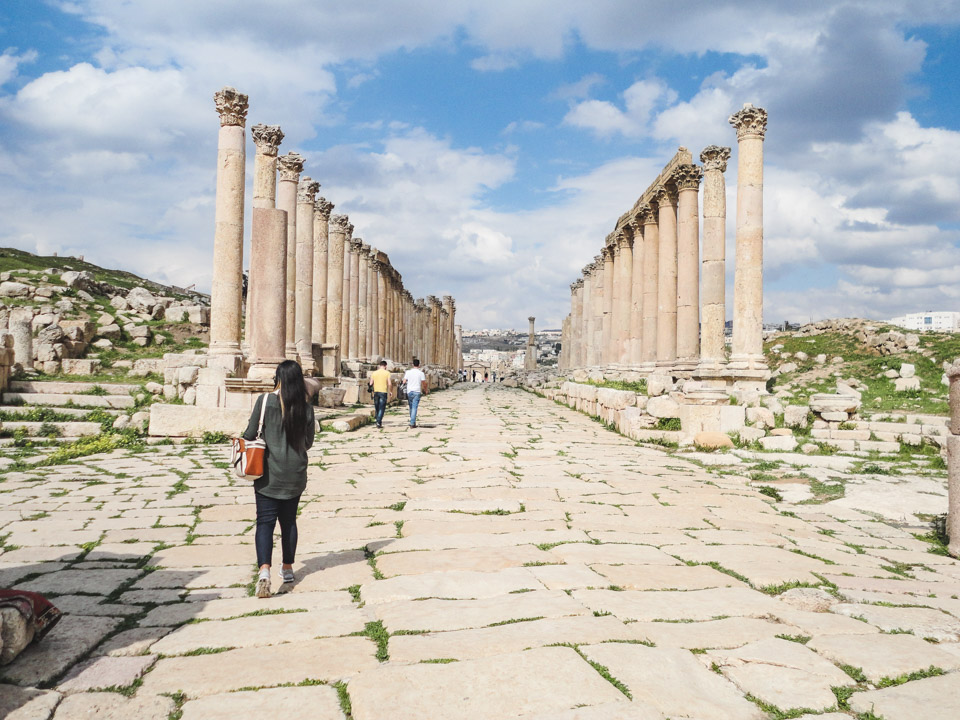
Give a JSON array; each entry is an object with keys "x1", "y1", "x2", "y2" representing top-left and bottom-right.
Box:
[{"x1": 3, "y1": 384, "x2": 960, "y2": 719}]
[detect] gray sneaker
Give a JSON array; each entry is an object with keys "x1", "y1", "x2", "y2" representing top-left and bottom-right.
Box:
[{"x1": 279, "y1": 568, "x2": 295, "y2": 584}]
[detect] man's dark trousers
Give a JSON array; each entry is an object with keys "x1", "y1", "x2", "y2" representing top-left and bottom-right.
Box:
[{"x1": 373, "y1": 392, "x2": 387, "y2": 426}]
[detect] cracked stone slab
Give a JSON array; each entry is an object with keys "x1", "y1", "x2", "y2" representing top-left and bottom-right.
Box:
[
  {"x1": 348, "y1": 646, "x2": 628, "y2": 720},
  {"x1": 57, "y1": 655, "x2": 156, "y2": 693},
  {"x1": 572, "y1": 587, "x2": 781, "y2": 622},
  {"x1": 140, "y1": 637, "x2": 377, "y2": 697},
  {"x1": 91, "y1": 627, "x2": 172, "y2": 657},
  {"x1": 375, "y1": 545, "x2": 551, "y2": 576},
  {"x1": 148, "y1": 544, "x2": 251, "y2": 567},
  {"x1": 181, "y1": 685, "x2": 345, "y2": 720},
  {"x1": 831, "y1": 602, "x2": 960, "y2": 641},
  {"x1": 591, "y1": 563, "x2": 750, "y2": 590},
  {"x1": 15, "y1": 568, "x2": 142, "y2": 596},
  {"x1": 580, "y1": 643, "x2": 765, "y2": 720},
  {"x1": 848, "y1": 671, "x2": 960, "y2": 719},
  {"x1": 630, "y1": 617, "x2": 802, "y2": 649},
  {"x1": 50, "y1": 692, "x2": 174, "y2": 720},
  {"x1": 515, "y1": 701, "x2": 665, "y2": 719},
  {"x1": 129, "y1": 566, "x2": 252, "y2": 590},
  {"x1": 139, "y1": 590, "x2": 355, "y2": 626},
  {"x1": 807, "y1": 632, "x2": 960, "y2": 683},
  {"x1": 0, "y1": 686, "x2": 61, "y2": 720},
  {"x1": 360, "y1": 568, "x2": 543, "y2": 604}
]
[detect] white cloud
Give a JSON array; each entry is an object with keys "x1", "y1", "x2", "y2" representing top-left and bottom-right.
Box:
[
  {"x1": 470, "y1": 54, "x2": 520, "y2": 72},
  {"x1": 563, "y1": 78, "x2": 675, "y2": 138},
  {"x1": 0, "y1": 49, "x2": 37, "y2": 86},
  {"x1": 549, "y1": 73, "x2": 605, "y2": 101}
]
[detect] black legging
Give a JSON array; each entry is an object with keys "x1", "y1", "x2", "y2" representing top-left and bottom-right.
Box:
[{"x1": 255, "y1": 492, "x2": 301, "y2": 567}]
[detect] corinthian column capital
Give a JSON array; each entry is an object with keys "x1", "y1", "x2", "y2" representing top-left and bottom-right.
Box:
[
  {"x1": 729, "y1": 103, "x2": 768, "y2": 141},
  {"x1": 251, "y1": 124, "x2": 284, "y2": 156},
  {"x1": 330, "y1": 214, "x2": 350, "y2": 233},
  {"x1": 277, "y1": 152, "x2": 305, "y2": 181},
  {"x1": 297, "y1": 177, "x2": 319, "y2": 203},
  {"x1": 214, "y1": 87, "x2": 248, "y2": 127},
  {"x1": 350, "y1": 237, "x2": 363, "y2": 252},
  {"x1": 654, "y1": 183, "x2": 678, "y2": 207},
  {"x1": 700, "y1": 145, "x2": 731, "y2": 173},
  {"x1": 314, "y1": 197, "x2": 334, "y2": 219},
  {"x1": 673, "y1": 163, "x2": 703, "y2": 191}
]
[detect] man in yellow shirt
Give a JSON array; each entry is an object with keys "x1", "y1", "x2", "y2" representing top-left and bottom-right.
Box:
[{"x1": 367, "y1": 360, "x2": 393, "y2": 429}]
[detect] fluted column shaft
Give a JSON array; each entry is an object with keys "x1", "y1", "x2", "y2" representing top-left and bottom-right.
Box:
[
  {"x1": 699, "y1": 146, "x2": 731, "y2": 371},
  {"x1": 656, "y1": 186, "x2": 678, "y2": 367},
  {"x1": 676, "y1": 165, "x2": 702, "y2": 369},
  {"x1": 640, "y1": 208, "x2": 659, "y2": 367},
  {"x1": 730, "y1": 104, "x2": 768, "y2": 370},
  {"x1": 295, "y1": 178, "x2": 318, "y2": 372},
  {"x1": 210, "y1": 87, "x2": 248, "y2": 357}
]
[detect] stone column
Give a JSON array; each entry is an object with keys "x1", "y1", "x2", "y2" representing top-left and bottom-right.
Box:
[
  {"x1": 277, "y1": 152, "x2": 304, "y2": 361},
  {"x1": 340, "y1": 221, "x2": 353, "y2": 358},
  {"x1": 295, "y1": 177, "x2": 319, "y2": 373},
  {"x1": 456, "y1": 325, "x2": 463, "y2": 371},
  {"x1": 601, "y1": 246, "x2": 615, "y2": 365},
  {"x1": 584, "y1": 262, "x2": 598, "y2": 367},
  {"x1": 312, "y1": 197, "x2": 334, "y2": 347},
  {"x1": 377, "y1": 262, "x2": 387, "y2": 359},
  {"x1": 640, "y1": 205, "x2": 659, "y2": 368},
  {"x1": 209, "y1": 87, "x2": 248, "y2": 359},
  {"x1": 628, "y1": 220, "x2": 644, "y2": 366},
  {"x1": 369, "y1": 255, "x2": 380, "y2": 361},
  {"x1": 675, "y1": 164, "x2": 703, "y2": 372},
  {"x1": 698, "y1": 146, "x2": 732, "y2": 374},
  {"x1": 348, "y1": 238, "x2": 361, "y2": 360},
  {"x1": 442, "y1": 296, "x2": 455, "y2": 368},
  {"x1": 10, "y1": 309, "x2": 32, "y2": 370},
  {"x1": 729, "y1": 103, "x2": 769, "y2": 372},
  {"x1": 655, "y1": 184, "x2": 678, "y2": 369},
  {"x1": 357, "y1": 244, "x2": 369, "y2": 361},
  {"x1": 580, "y1": 271, "x2": 592, "y2": 368},
  {"x1": 525, "y1": 316, "x2": 537, "y2": 370},
  {"x1": 325, "y1": 215, "x2": 347, "y2": 364},
  {"x1": 246, "y1": 124, "x2": 284, "y2": 348},
  {"x1": 947, "y1": 362, "x2": 960, "y2": 557},
  {"x1": 616, "y1": 232, "x2": 633, "y2": 366},
  {"x1": 571, "y1": 280, "x2": 583, "y2": 368},
  {"x1": 248, "y1": 208, "x2": 287, "y2": 379}
]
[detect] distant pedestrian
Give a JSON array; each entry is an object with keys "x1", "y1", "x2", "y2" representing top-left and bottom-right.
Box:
[
  {"x1": 484, "y1": 372, "x2": 489, "y2": 382},
  {"x1": 367, "y1": 360, "x2": 392, "y2": 429},
  {"x1": 244, "y1": 360, "x2": 316, "y2": 599},
  {"x1": 402, "y1": 359, "x2": 428, "y2": 428}
]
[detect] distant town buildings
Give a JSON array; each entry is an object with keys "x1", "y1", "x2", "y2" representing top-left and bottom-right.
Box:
[{"x1": 889, "y1": 311, "x2": 960, "y2": 332}]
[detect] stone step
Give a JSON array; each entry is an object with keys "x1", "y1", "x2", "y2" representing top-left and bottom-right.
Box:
[
  {"x1": 0, "y1": 405, "x2": 122, "y2": 417},
  {"x1": 633, "y1": 429, "x2": 687, "y2": 444},
  {"x1": 2, "y1": 421, "x2": 103, "y2": 437},
  {"x1": 9, "y1": 380, "x2": 139, "y2": 396},
  {"x1": 1, "y1": 393, "x2": 136, "y2": 409}
]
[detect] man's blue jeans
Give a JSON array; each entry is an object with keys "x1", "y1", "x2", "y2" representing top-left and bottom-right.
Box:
[
  {"x1": 373, "y1": 392, "x2": 387, "y2": 426},
  {"x1": 407, "y1": 391, "x2": 422, "y2": 427}
]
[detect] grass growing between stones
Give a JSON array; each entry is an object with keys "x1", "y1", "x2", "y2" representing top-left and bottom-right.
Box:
[
  {"x1": 876, "y1": 665, "x2": 945, "y2": 688},
  {"x1": 744, "y1": 693, "x2": 820, "y2": 720},
  {"x1": 351, "y1": 620, "x2": 390, "y2": 662},
  {"x1": 334, "y1": 681, "x2": 353, "y2": 720}
]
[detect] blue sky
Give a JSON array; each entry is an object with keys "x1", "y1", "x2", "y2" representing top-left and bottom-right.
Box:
[{"x1": 1, "y1": 1, "x2": 959, "y2": 330}]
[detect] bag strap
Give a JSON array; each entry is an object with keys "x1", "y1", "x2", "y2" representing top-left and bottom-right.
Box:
[{"x1": 256, "y1": 393, "x2": 268, "y2": 439}]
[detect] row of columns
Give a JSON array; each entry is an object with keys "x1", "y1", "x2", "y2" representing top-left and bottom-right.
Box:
[
  {"x1": 559, "y1": 103, "x2": 768, "y2": 385},
  {"x1": 208, "y1": 86, "x2": 461, "y2": 378}
]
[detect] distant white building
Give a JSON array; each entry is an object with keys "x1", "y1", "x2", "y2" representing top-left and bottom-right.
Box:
[{"x1": 889, "y1": 311, "x2": 960, "y2": 332}]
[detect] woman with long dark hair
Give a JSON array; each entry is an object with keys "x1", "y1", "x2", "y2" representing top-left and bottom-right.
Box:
[{"x1": 243, "y1": 360, "x2": 316, "y2": 598}]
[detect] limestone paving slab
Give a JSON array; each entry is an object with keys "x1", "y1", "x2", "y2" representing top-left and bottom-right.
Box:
[
  {"x1": 580, "y1": 643, "x2": 766, "y2": 720},
  {"x1": 149, "y1": 543, "x2": 251, "y2": 567},
  {"x1": 831, "y1": 602, "x2": 960, "y2": 641},
  {"x1": 630, "y1": 617, "x2": 803, "y2": 649},
  {"x1": 516, "y1": 702, "x2": 665, "y2": 720},
  {"x1": 348, "y1": 646, "x2": 628, "y2": 720},
  {"x1": 848, "y1": 671, "x2": 960, "y2": 719},
  {"x1": 0, "y1": 686, "x2": 61, "y2": 720},
  {"x1": 140, "y1": 636, "x2": 377, "y2": 697},
  {"x1": 91, "y1": 627, "x2": 172, "y2": 657},
  {"x1": 807, "y1": 632, "x2": 960, "y2": 682},
  {"x1": 180, "y1": 685, "x2": 345, "y2": 720},
  {"x1": 131, "y1": 565, "x2": 252, "y2": 589},
  {"x1": 375, "y1": 545, "x2": 552, "y2": 576},
  {"x1": 56, "y1": 655, "x2": 156, "y2": 693},
  {"x1": 360, "y1": 567, "x2": 543, "y2": 604},
  {"x1": 591, "y1": 563, "x2": 750, "y2": 590},
  {"x1": 572, "y1": 587, "x2": 781, "y2": 622},
  {"x1": 50, "y1": 692, "x2": 174, "y2": 720},
  {"x1": 14, "y1": 568, "x2": 141, "y2": 596},
  {"x1": 140, "y1": 589, "x2": 355, "y2": 626}
]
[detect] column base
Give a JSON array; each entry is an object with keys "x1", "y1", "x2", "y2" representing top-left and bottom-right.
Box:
[
  {"x1": 722, "y1": 365, "x2": 771, "y2": 395},
  {"x1": 285, "y1": 342, "x2": 299, "y2": 361},
  {"x1": 247, "y1": 358, "x2": 286, "y2": 381},
  {"x1": 209, "y1": 340, "x2": 242, "y2": 356}
]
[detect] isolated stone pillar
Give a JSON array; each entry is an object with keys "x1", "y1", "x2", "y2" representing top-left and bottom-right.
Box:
[
  {"x1": 340, "y1": 221, "x2": 354, "y2": 358},
  {"x1": 947, "y1": 362, "x2": 960, "y2": 558},
  {"x1": 640, "y1": 205, "x2": 659, "y2": 368},
  {"x1": 729, "y1": 103, "x2": 768, "y2": 372},
  {"x1": 601, "y1": 246, "x2": 615, "y2": 365},
  {"x1": 10, "y1": 309, "x2": 32, "y2": 370},
  {"x1": 616, "y1": 232, "x2": 633, "y2": 365},
  {"x1": 246, "y1": 124, "x2": 284, "y2": 348},
  {"x1": 628, "y1": 221, "x2": 644, "y2": 366},
  {"x1": 325, "y1": 215, "x2": 347, "y2": 360},
  {"x1": 675, "y1": 164, "x2": 703, "y2": 371},
  {"x1": 295, "y1": 177, "x2": 319, "y2": 373},
  {"x1": 655, "y1": 184, "x2": 678, "y2": 368},
  {"x1": 209, "y1": 87, "x2": 248, "y2": 358},
  {"x1": 698, "y1": 146, "x2": 731, "y2": 373},
  {"x1": 277, "y1": 152, "x2": 304, "y2": 361},
  {"x1": 348, "y1": 238, "x2": 361, "y2": 360},
  {"x1": 525, "y1": 316, "x2": 537, "y2": 370},
  {"x1": 248, "y1": 208, "x2": 288, "y2": 379},
  {"x1": 312, "y1": 197, "x2": 333, "y2": 347},
  {"x1": 356, "y1": 244, "x2": 369, "y2": 361}
]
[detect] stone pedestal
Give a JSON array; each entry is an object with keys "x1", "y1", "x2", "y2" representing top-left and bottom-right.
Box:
[
  {"x1": 248, "y1": 208, "x2": 288, "y2": 379},
  {"x1": 728, "y1": 103, "x2": 768, "y2": 373},
  {"x1": 295, "y1": 178, "x2": 319, "y2": 373},
  {"x1": 209, "y1": 87, "x2": 248, "y2": 358}
]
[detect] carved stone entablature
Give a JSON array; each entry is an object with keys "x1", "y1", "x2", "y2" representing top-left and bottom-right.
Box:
[
  {"x1": 314, "y1": 197, "x2": 334, "y2": 219},
  {"x1": 214, "y1": 87, "x2": 249, "y2": 127},
  {"x1": 729, "y1": 103, "x2": 767, "y2": 141},
  {"x1": 296, "y1": 177, "x2": 319, "y2": 203},
  {"x1": 654, "y1": 183, "x2": 678, "y2": 207},
  {"x1": 673, "y1": 164, "x2": 703, "y2": 191},
  {"x1": 700, "y1": 145, "x2": 731, "y2": 173},
  {"x1": 277, "y1": 152, "x2": 305, "y2": 181},
  {"x1": 251, "y1": 124, "x2": 284, "y2": 155},
  {"x1": 330, "y1": 214, "x2": 350, "y2": 234}
]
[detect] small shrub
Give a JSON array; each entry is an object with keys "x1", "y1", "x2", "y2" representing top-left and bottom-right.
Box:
[
  {"x1": 655, "y1": 417, "x2": 681, "y2": 431},
  {"x1": 756, "y1": 485, "x2": 783, "y2": 502}
]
